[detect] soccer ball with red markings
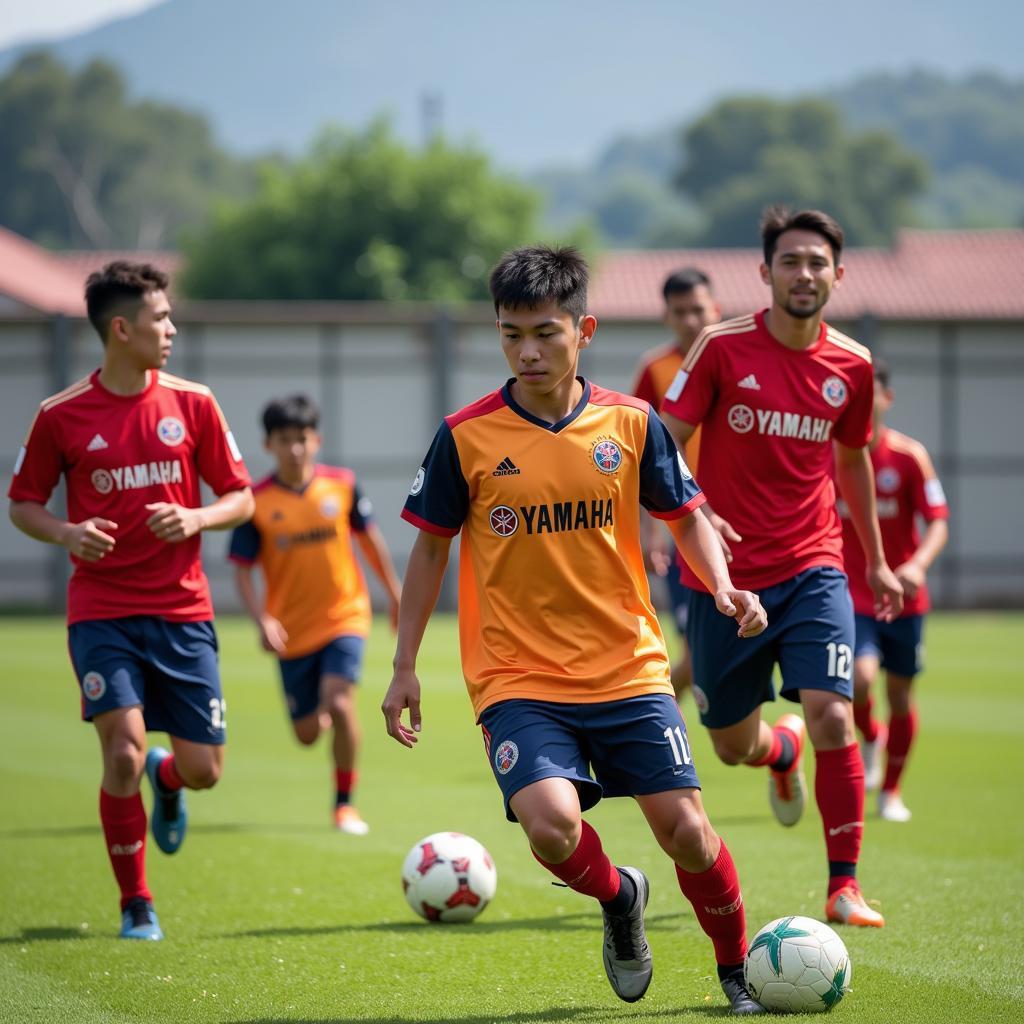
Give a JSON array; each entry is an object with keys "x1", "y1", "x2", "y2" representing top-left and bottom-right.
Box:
[
  {"x1": 401, "y1": 831, "x2": 497, "y2": 923},
  {"x1": 744, "y1": 915, "x2": 852, "y2": 1012}
]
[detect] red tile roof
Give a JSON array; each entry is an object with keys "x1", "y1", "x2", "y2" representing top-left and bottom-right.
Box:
[
  {"x1": 590, "y1": 230, "x2": 1024, "y2": 321},
  {"x1": 0, "y1": 227, "x2": 84, "y2": 316}
]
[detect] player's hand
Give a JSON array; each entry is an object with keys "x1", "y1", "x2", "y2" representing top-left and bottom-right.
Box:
[
  {"x1": 894, "y1": 560, "x2": 925, "y2": 600},
  {"x1": 715, "y1": 589, "x2": 767, "y2": 638},
  {"x1": 644, "y1": 543, "x2": 673, "y2": 577},
  {"x1": 144, "y1": 502, "x2": 205, "y2": 542},
  {"x1": 867, "y1": 562, "x2": 904, "y2": 622},
  {"x1": 708, "y1": 512, "x2": 742, "y2": 563},
  {"x1": 381, "y1": 668, "x2": 422, "y2": 747},
  {"x1": 62, "y1": 518, "x2": 118, "y2": 561},
  {"x1": 258, "y1": 614, "x2": 288, "y2": 654}
]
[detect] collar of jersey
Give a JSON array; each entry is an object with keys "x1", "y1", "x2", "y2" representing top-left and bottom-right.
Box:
[
  {"x1": 501, "y1": 377, "x2": 591, "y2": 433},
  {"x1": 271, "y1": 468, "x2": 320, "y2": 496}
]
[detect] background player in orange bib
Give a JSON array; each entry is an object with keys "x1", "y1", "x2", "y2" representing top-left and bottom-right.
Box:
[
  {"x1": 230, "y1": 394, "x2": 401, "y2": 833},
  {"x1": 839, "y1": 358, "x2": 948, "y2": 822},
  {"x1": 8, "y1": 262, "x2": 253, "y2": 940},
  {"x1": 383, "y1": 246, "x2": 770, "y2": 1013},
  {"x1": 661, "y1": 208, "x2": 904, "y2": 929},
  {"x1": 631, "y1": 268, "x2": 721, "y2": 700}
]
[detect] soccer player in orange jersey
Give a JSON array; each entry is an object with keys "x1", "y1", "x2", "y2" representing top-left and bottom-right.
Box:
[
  {"x1": 631, "y1": 269, "x2": 721, "y2": 700},
  {"x1": 839, "y1": 359, "x2": 948, "y2": 823},
  {"x1": 661, "y1": 208, "x2": 904, "y2": 929},
  {"x1": 230, "y1": 395, "x2": 401, "y2": 834},
  {"x1": 8, "y1": 262, "x2": 253, "y2": 940},
  {"x1": 383, "y1": 246, "x2": 770, "y2": 1013}
]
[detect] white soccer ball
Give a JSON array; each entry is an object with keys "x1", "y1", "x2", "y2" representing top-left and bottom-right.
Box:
[
  {"x1": 744, "y1": 915, "x2": 852, "y2": 1012},
  {"x1": 401, "y1": 831, "x2": 497, "y2": 923}
]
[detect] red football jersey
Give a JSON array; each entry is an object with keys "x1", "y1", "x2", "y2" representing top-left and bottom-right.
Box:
[
  {"x1": 662, "y1": 311, "x2": 874, "y2": 591},
  {"x1": 839, "y1": 428, "x2": 948, "y2": 616},
  {"x1": 8, "y1": 370, "x2": 251, "y2": 624}
]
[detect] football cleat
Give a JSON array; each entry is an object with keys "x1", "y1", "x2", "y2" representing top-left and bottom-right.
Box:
[
  {"x1": 119, "y1": 897, "x2": 163, "y2": 940},
  {"x1": 145, "y1": 747, "x2": 187, "y2": 855},
  {"x1": 601, "y1": 867, "x2": 653, "y2": 1003},
  {"x1": 860, "y1": 721, "x2": 888, "y2": 791},
  {"x1": 720, "y1": 967, "x2": 767, "y2": 1015},
  {"x1": 334, "y1": 804, "x2": 370, "y2": 835},
  {"x1": 878, "y1": 790, "x2": 912, "y2": 822},
  {"x1": 826, "y1": 884, "x2": 885, "y2": 928},
  {"x1": 768, "y1": 714, "x2": 806, "y2": 827}
]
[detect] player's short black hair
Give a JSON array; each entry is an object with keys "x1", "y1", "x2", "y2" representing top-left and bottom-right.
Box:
[
  {"x1": 873, "y1": 356, "x2": 891, "y2": 388},
  {"x1": 261, "y1": 394, "x2": 320, "y2": 436},
  {"x1": 489, "y1": 245, "x2": 588, "y2": 323},
  {"x1": 662, "y1": 267, "x2": 711, "y2": 302},
  {"x1": 84, "y1": 261, "x2": 170, "y2": 344},
  {"x1": 760, "y1": 206, "x2": 844, "y2": 267}
]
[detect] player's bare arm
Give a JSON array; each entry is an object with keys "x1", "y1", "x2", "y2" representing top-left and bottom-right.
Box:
[
  {"x1": 382, "y1": 530, "x2": 452, "y2": 747},
  {"x1": 667, "y1": 510, "x2": 766, "y2": 638},
  {"x1": 232, "y1": 562, "x2": 288, "y2": 653},
  {"x1": 834, "y1": 443, "x2": 904, "y2": 620},
  {"x1": 9, "y1": 501, "x2": 118, "y2": 562},
  {"x1": 354, "y1": 524, "x2": 403, "y2": 630},
  {"x1": 145, "y1": 486, "x2": 254, "y2": 543},
  {"x1": 895, "y1": 517, "x2": 949, "y2": 599},
  {"x1": 661, "y1": 411, "x2": 743, "y2": 561}
]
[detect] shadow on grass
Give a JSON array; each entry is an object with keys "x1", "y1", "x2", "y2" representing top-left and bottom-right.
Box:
[
  {"x1": 0, "y1": 926, "x2": 90, "y2": 945},
  {"x1": 227, "y1": 911, "x2": 693, "y2": 940},
  {"x1": 221, "y1": 1006, "x2": 736, "y2": 1023},
  {"x1": 0, "y1": 822, "x2": 329, "y2": 840}
]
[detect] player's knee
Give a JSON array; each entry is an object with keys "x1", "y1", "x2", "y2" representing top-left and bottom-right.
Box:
[
  {"x1": 294, "y1": 722, "x2": 320, "y2": 746},
  {"x1": 663, "y1": 806, "x2": 716, "y2": 870},
  {"x1": 711, "y1": 736, "x2": 751, "y2": 766},
  {"x1": 107, "y1": 741, "x2": 144, "y2": 784},
  {"x1": 808, "y1": 702, "x2": 852, "y2": 748},
  {"x1": 180, "y1": 759, "x2": 221, "y2": 790},
  {"x1": 525, "y1": 814, "x2": 580, "y2": 864}
]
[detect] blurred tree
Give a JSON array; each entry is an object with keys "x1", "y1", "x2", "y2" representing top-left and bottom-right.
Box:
[
  {"x1": 674, "y1": 97, "x2": 929, "y2": 246},
  {"x1": 0, "y1": 51, "x2": 254, "y2": 249},
  {"x1": 182, "y1": 121, "x2": 545, "y2": 301}
]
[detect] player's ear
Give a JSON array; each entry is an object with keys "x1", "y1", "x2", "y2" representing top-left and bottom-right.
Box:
[
  {"x1": 833, "y1": 263, "x2": 845, "y2": 287},
  {"x1": 578, "y1": 314, "x2": 598, "y2": 346},
  {"x1": 758, "y1": 262, "x2": 771, "y2": 286}
]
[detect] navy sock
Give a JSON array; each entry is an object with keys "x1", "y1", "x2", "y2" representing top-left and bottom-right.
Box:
[{"x1": 599, "y1": 868, "x2": 636, "y2": 916}]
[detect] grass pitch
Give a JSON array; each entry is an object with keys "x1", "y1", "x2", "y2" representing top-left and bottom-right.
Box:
[{"x1": 1, "y1": 612, "x2": 1021, "y2": 1023}]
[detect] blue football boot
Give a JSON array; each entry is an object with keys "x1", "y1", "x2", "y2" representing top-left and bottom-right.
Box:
[
  {"x1": 145, "y1": 746, "x2": 187, "y2": 854},
  {"x1": 120, "y1": 897, "x2": 163, "y2": 940}
]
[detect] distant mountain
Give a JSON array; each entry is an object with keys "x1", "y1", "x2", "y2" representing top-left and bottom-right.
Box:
[{"x1": 1, "y1": 0, "x2": 1021, "y2": 170}]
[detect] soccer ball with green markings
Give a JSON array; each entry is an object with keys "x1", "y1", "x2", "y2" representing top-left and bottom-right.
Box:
[{"x1": 744, "y1": 915, "x2": 852, "y2": 1012}]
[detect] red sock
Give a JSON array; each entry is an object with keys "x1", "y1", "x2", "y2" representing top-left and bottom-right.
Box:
[
  {"x1": 883, "y1": 710, "x2": 917, "y2": 792},
  {"x1": 157, "y1": 755, "x2": 184, "y2": 792},
  {"x1": 532, "y1": 820, "x2": 620, "y2": 902},
  {"x1": 853, "y1": 697, "x2": 879, "y2": 742},
  {"x1": 99, "y1": 789, "x2": 151, "y2": 910},
  {"x1": 335, "y1": 769, "x2": 356, "y2": 806},
  {"x1": 748, "y1": 730, "x2": 782, "y2": 768},
  {"x1": 815, "y1": 744, "x2": 864, "y2": 894},
  {"x1": 674, "y1": 841, "x2": 747, "y2": 966}
]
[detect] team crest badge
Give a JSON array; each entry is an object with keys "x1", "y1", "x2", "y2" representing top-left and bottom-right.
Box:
[
  {"x1": 591, "y1": 437, "x2": 623, "y2": 474},
  {"x1": 320, "y1": 495, "x2": 340, "y2": 518},
  {"x1": 727, "y1": 404, "x2": 755, "y2": 434},
  {"x1": 91, "y1": 468, "x2": 114, "y2": 495},
  {"x1": 691, "y1": 685, "x2": 710, "y2": 715},
  {"x1": 877, "y1": 467, "x2": 901, "y2": 493},
  {"x1": 821, "y1": 376, "x2": 847, "y2": 408},
  {"x1": 410, "y1": 467, "x2": 425, "y2": 496},
  {"x1": 494, "y1": 740, "x2": 519, "y2": 775},
  {"x1": 157, "y1": 416, "x2": 186, "y2": 447},
  {"x1": 82, "y1": 671, "x2": 106, "y2": 701},
  {"x1": 489, "y1": 505, "x2": 519, "y2": 537}
]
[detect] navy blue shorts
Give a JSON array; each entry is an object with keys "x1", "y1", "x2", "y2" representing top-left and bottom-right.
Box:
[
  {"x1": 67, "y1": 617, "x2": 225, "y2": 744},
  {"x1": 854, "y1": 614, "x2": 924, "y2": 678},
  {"x1": 686, "y1": 567, "x2": 855, "y2": 729},
  {"x1": 479, "y1": 694, "x2": 701, "y2": 823},
  {"x1": 665, "y1": 560, "x2": 693, "y2": 636},
  {"x1": 278, "y1": 634, "x2": 365, "y2": 720}
]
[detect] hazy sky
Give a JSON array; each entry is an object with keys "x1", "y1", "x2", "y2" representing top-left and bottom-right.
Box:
[{"x1": 0, "y1": 0, "x2": 160, "y2": 48}]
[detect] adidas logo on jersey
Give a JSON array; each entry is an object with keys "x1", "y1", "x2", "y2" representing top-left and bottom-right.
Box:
[
  {"x1": 493, "y1": 457, "x2": 521, "y2": 477},
  {"x1": 86, "y1": 433, "x2": 109, "y2": 451},
  {"x1": 737, "y1": 374, "x2": 761, "y2": 390}
]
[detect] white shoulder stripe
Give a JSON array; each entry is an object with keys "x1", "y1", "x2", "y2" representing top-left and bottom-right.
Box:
[
  {"x1": 40, "y1": 377, "x2": 93, "y2": 411},
  {"x1": 826, "y1": 327, "x2": 872, "y2": 363},
  {"x1": 682, "y1": 315, "x2": 758, "y2": 372}
]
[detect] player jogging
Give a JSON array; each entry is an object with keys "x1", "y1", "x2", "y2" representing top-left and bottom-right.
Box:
[
  {"x1": 660, "y1": 208, "x2": 904, "y2": 929},
  {"x1": 8, "y1": 262, "x2": 253, "y2": 940},
  {"x1": 631, "y1": 268, "x2": 721, "y2": 699},
  {"x1": 383, "y1": 246, "x2": 770, "y2": 1014},
  {"x1": 230, "y1": 394, "x2": 402, "y2": 834},
  {"x1": 839, "y1": 358, "x2": 948, "y2": 822}
]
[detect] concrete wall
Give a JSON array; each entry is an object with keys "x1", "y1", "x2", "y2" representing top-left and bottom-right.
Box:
[{"x1": 2, "y1": 308, "x2": 1022, "y2": 612}]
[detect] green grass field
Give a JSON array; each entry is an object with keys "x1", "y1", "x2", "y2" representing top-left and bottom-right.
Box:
[{"x1": 1, "y1": 613, "x2": 1022, "y2": 1023}]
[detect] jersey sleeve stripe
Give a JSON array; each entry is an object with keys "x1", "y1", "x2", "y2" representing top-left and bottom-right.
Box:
[
  {"x1": 39, "y1": 377, "x2": 93, "y2": 411},
  {"x1": 400, "y1": 507, "x2": 460, "y2": 537},
  {"x1": 157, "y1": 371, "x2": 212, "y2": 396},
  {"x1": 681, "y1": 315, "x2": 757, "y2": 372},
  {"x1": 227, "y1": 551, "x2": 257, "y2": 565},
  {"x1": 648, "y1": 492, "x2": 707, "y2": 520},
  {"x1": 825, "y1": 327, "x2": 872, "y2": 363},
  {"x1": 444, "y1": 389, "x2": 507, "y2": 430},
  {"x1": 588, "y1": 385, "x2": 649, "y2": 412},
  {"x1": 885, "y1": 431, "x2": 936, "y2": 476}
]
